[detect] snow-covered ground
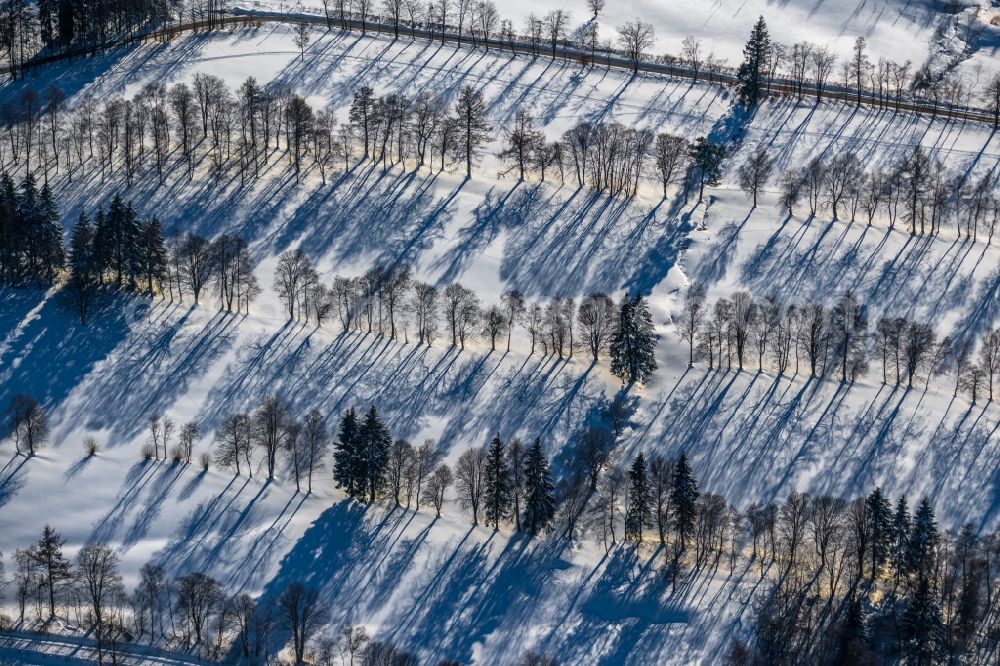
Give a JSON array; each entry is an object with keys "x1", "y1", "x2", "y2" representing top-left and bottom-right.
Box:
[
  {"x1": 234, "y1": 0, "x2": 1000, "y2": 83},
  {"x1": 3, "y1": 23, "x2": 1000, "y2": 663}
]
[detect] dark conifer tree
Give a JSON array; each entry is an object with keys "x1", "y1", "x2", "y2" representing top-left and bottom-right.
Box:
[
  {"x1": 625, "y1": 452, "x2": 651, "y2": 542},
  {"x1": 140, "y1": 218, "x2": 167, "y2": 295},
  {"x1": 735, "y1": 16, "x2": 772, "y2": 107},
  {"x1": 0, "y1": 173, "x2": 18, "y2": 283},
  {"x1": 92, "y1": 207, "x2": 111, "y2": 286},
  {"x1": 610, "y1": 293, "x2": 658, "y2": 384},
  {"x1": 901, "y1": 576, "x2": 944, "y2": 666},
  {"x1": 834, "y1": 596, "x2": 873, "y2": 666},
  {"x1": 689, "y1": 137, "x2": 726, "y2": 203},
  {"x1": 521, "y1": 438, "x2": 555, "y2": 535},
  {"x1": 483, "y1": 434, "x2": 512, "y2": 529},
  {"x1": 359, "y1": 406, "x2": 392, "y2": 503},
  {"x1": 891, "y1": 496, "x2": 911, "y2": 582},
  {"x1": 68, "y1": 211, "x2": 97, "y2": 325},
  {"x1": 669, "y1": 452, "x2": 699, "y2": 554},
  {"x1": 333, "y1": 408, "x2": 362, "y2": 498},
  {"x1": 907, "y1": 496, "x2": 938, "y2": 583},
  {"x1": 37, "y1": 182, "x2": 64, "y2": 282},
  {"x1": 866, "y1": 486, "x2": 892, "y2": 581}
]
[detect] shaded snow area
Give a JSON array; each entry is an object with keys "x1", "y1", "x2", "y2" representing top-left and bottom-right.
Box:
[{"x1": 4, "y1": 24, "x2": 1000, "y2": 664}]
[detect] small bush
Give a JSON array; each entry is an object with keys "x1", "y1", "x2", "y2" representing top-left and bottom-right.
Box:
[
  {"x1": 169, "y1": 445, "x2": 184, "y2": 462},
  {"x1": 84, "y1": 436, "x2": 98, "y2": 456},
  {"x1": 141, "y1": 443, "x2": 156, "y2": 460},
  {"x1": 200, "y1": 453, "x2": 210, "y2": 471}
]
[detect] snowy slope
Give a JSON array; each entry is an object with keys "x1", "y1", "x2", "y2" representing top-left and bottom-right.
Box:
[
  {"x1": 3, "y1": 24, "x2": 1000, "y2": 663},
  {"x1": 235, "y1": 0, "x2": 1000, "y2": 81}
]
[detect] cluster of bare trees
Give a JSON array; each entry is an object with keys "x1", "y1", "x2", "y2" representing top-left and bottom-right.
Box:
[
  {"x1": 212, "y1": 396, "x2": 328, "y2": 492},
  {"x1": 8, "y1": 524, "x2": 400, "y2": 664},
  {"x1": 771, "y1": 145, "x2": 1000, "y2": 242},
  {"x1": 498, "y1": 111, "x2": 710, "y2": 198},
  {"x1": 274, "y1": 255, "x2": 650, "y2": 370},
  {"x1": 679, "y1": 286, "x2": 1000, "y2": 405},
  {"x1": 0, "y1": 75, "x2": 496, "y2": 188}
]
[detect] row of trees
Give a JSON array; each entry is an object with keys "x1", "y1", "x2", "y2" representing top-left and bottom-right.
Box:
[
  {"x1": 498, "y1": 111, "x2": 724, "y2": 200},
  {"x1": 753, "y1": 144, "x2": 1000, "y2": 242},
  {"x1": 680, "y1": 287, "x2": 1000, "y2": 404},
  {"x1": 66, "y1": 197, "x2": 260, "y2": 324},
  {"x1": 732, "y1": 488, "x2": 1000, "y2": 665},
  {"x1": 0, "y1": 171, "x2": 261, "y2": 324},
  {"x1": 6, "y1": 524, "x2": 434, "y2": 664},
  {"x1": 289, "y1": 9, "x2": 1000, "y2": 121},
  {"x1": 274, "y1": 252, "x2": 659, "y2": 383},
  {"x1": 0, "y1": 172, "x2": 62, "y2": 286}
]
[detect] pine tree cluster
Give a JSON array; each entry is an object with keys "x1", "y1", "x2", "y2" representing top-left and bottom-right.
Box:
[{"x1": 0, "y1": 173, "x2": 64, "y2": 286}]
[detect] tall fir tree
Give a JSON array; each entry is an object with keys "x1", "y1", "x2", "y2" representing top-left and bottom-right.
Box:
[
  {"x1": 891, "y1": 496, "x2": 911, "y2": 583},
  {"x1": 901, "y1": 576, "x2": 944, "y2": 665},
  {"x1": 625, "y1": 452, "x2": 651, "y2": 542},
  {"x1": 735, "y1": 16, "x2": 772, "y2": 107},
  {"x1": 521, "y1": 438, "x2": 555, "y2": 535},
  {"x1": 483, "y1": 434, "x2": 512, "y2": 529},
  {"x1": 37, "y1": 182, "x2": 64, "y2": 282},
  {"x1": 907, "y1": 496, "x2": 938, "y2": 583},
  {"x1": 610, "y1": 293, "x2": 658, "y2": 384},
  {"x1": 68, "y1": 211, "x2": 97, "y2": 325},
  {"x1": 140, "y1": 218, "x2": 167, "y2": 295},
  {"x1": 359, "y1": 406, "x2": 392, "y2": 502},
  {"x1": 0, "y1": 172, "x2": 18, "y2": 283},
  {"x1": 866, "y1": 486, "x2": 892, "y2": 581},
  {"x1": 333, "y1": 408, "x2": 362, "y2": 498},
  {"x1": 669, "y1": 452, "x2": 699, "y2": 554}
]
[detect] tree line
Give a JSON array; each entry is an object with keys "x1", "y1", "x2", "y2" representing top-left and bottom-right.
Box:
[
  {"x1": 679, "y1": 286, "x2": 1000, "y2": 404},
  {"x1": 273, "y1": 251, "x2": 659, "y2": 383},
  {"x1": 0, "y1": 174, "x2": 261, "y2": 324},
  {"x1": 9, "y1": 2, "x2": 999, "y2": 126},
  {"x1": 3, "y1": 524, "x2": 450, "y2": 664}
]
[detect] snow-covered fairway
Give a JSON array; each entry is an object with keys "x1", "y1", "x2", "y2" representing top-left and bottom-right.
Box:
[{"x1": 3, "y1": 23, "x2": 1000, "y2": 663}]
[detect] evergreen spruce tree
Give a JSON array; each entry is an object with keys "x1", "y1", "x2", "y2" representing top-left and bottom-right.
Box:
[
  {"x1": 333, "y1": 408, "x2": 361, "y2": 498},
  {"x1": 625, "y1": 452, "x2": 651, "y2": 542},
  {"x1": 669, "y1": 452, "x2": 699, "y2": 554},
  {"x1": 68, "y1": 211, "x2": 97, "y2": 325},
  {"x1": 907, "y1": 496, "x2": 938, "y2": 583},
  {"x1": 124, "y1": 201, "x2": 143, "y2": 289},
  {"x1": 483, "y1": 434, "x2": 512, "y2": 529},
  {"x1": 834, "y1": 595, "x2": 873, "y2": 666},
  {"x1": 522, "y1": 438, "x2": 555, "y2": 535},
  {"x1": 92, "y1": 207, "x2": 111, "y2": 287},
  {"x1": 0, "y1": 173, "x2": 18, "y2": 283},
  {"x1": 865, "y1": 487, "x2": 892, "y2": 581},
  {"x1": 32, "y1": 525, "x2": 72, "y2": 618},
  {"x1": 140, "y1": 218, "x2": 167, "y2": 295},
  {"x1": 359, "y1": 406, "x2": 392, "y2": 502},
  {"x1": 18, "y1": 173, "x2": 42, "y2": 282},
  {"x1": 37, "y1": 182, "x2": 64, "y2": 282},
  {"x1": 735, "y1": 16, "x2": 772, "y2": 107},
  {"x1": 610, "y1": 293, "x2": 658, "y2": 384},
  {"x1": 891, "y1": 496, "x2": 911, "y2": 583},
  {"x1": 689, "y1": 137, "x2": 726, "y2": 202},
  {"x1": 901, "y1": 576, "x2": 944, "y2": 666}
]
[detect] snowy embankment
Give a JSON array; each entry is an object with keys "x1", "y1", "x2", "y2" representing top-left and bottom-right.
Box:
[{"x1": 2, "y1": 24, "x2": 1000, "y2": 663}]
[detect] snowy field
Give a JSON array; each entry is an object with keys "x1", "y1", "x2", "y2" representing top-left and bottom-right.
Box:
[
  {"x1": 234, "y1": 0, "x2": 1000, "y2": 83},
  {"x1": 3, "y1": 21, "x2": 1000, "y2": 663}
]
